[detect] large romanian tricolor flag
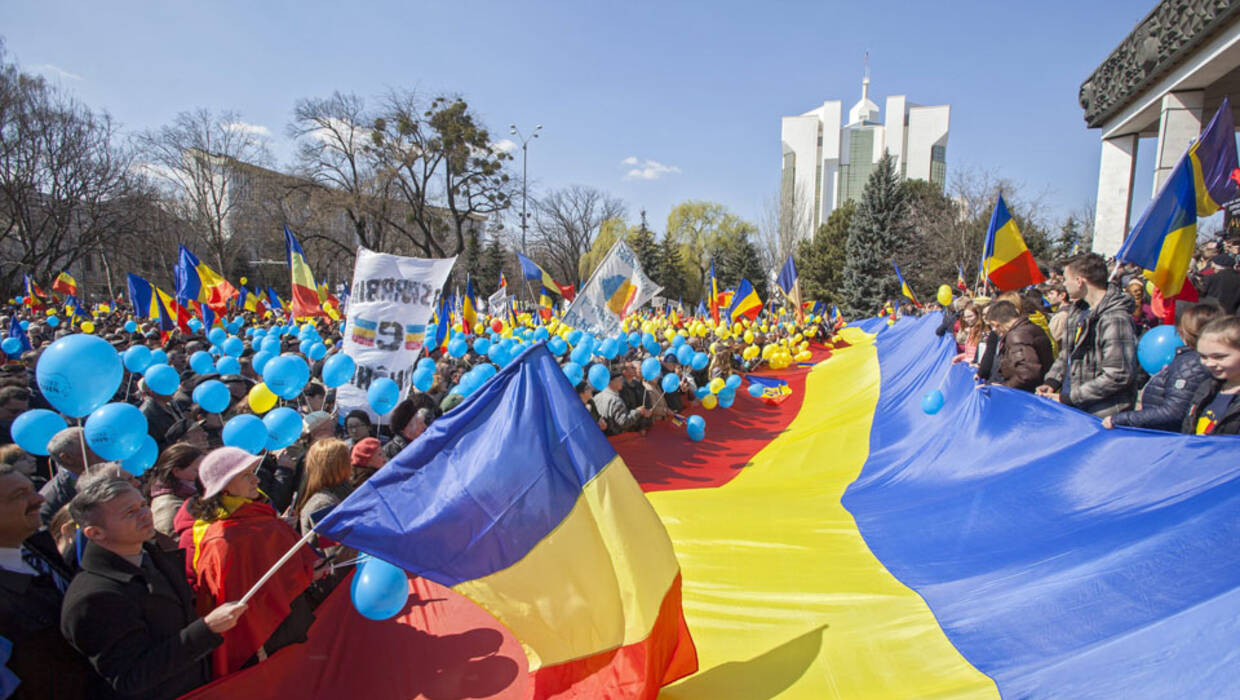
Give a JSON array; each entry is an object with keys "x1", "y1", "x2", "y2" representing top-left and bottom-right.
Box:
[
  {"x1": 724, "y1": 279, "x2": 762, "y2": 321},
  {"x1": 982, "y1": 194, "x2": 1045, "y2": 292},
  {"x1": 283, "y1": 225, "x2": 325, "y2": 318},
  {"x1": 1118, "y1": 98, "x2": 1237, "y2": 296},
  {"x1": 52, "y1": 271, "x2": 78, "y2": 297},
  {"x1": 176, "y1": 245, "x2": 239, "y2": 311}
]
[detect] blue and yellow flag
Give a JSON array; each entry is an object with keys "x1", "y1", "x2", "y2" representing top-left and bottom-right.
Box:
[
  {"x1": 127, "y1": 273, "x2": 156, "y2": 319},
  {"x1": 316, "y1": 343, "x2": 697, "y2": 696},
  {"x1": 892, "y1": 260, "x2": 920, "y2": 306},
  {"x1": 176, "y1": 245, "x2": 238, "y2": 310},
  {"x1": 284, "y1": 226, "x2": 324, "y2": 318},
  {"x1": 746, "y1": 375, "x2": 793, "y2": 405},
  {"x1": 724, "y1": 279, "x2": 761, "y2": 322},
  {"x1": 462, "y1": 277, "x2": 477, "y2": 333},
  {"x1": 517, "y1": 252, "x2": 565, "y2": 298},
  {"x1": 1119, "y1": 98, "x2": 1237, "y2": 295}
]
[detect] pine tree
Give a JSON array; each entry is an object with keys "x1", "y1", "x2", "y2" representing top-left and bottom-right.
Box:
[
  {"x1": 841, "y1": 152, "x2": 911, "y2": 317},
  {"x1": 796, "y1": 199, "x2": 855, "y2": 304},
  {"x1": 462, "y1": 228, "x2": 484, "y2": 293},
  {"x1": 480, "y1": 234, "x2": 507, "y2": 296},
  {"x1": 658, "y1": 235, "x2": 684, "y2": 301},
  {"x1": 628, "y1": 210, "x2": 661, "y2": 277}
]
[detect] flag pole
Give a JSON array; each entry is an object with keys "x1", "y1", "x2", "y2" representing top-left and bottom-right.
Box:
[{"x1": 239, "y1": 528, "x2": 317, "y2": 605}]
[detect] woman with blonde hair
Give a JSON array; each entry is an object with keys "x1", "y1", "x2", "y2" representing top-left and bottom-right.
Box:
[{"x1": 297, "y1": 438, "x2": 354, "y2": 535}]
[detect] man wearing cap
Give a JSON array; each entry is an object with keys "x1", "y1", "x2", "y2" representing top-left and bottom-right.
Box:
[
  {"x1": 1200, "y1": 253, "x2": 1240, "y2": 314},
  {"x1": 60, "y1": 476, "x2": 247, "y2": 699},
  {"x1": 592, "y1": 368, "x2": 652, "y2": 436}
]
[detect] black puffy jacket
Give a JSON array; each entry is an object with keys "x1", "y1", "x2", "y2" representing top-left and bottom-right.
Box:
[{"x1": 1111, "y1": 346, "x2": 1212, "y2": 431}]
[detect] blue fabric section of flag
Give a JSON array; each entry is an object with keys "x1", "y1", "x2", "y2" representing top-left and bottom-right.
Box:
[
  {"x1": 983, "y1": 195, "x2": 1012, "y2": 259},
  {"x1": 7, "y1": 316, "x2": 30, "y2": 353},
  {"x1": 200, "y1": 303, "x2": 215, "y2": 329},
  {"x1": 842, "y1": 313, "x2": 1240, "y2": 698},
  {"x1": 1190, "y1": 96, "x2": 1238, "y2": 211},
  {"x1": 176, "y1": 245, "x2": 204, "y2": 303},
  {"x1": 283, "y1": 225, "x2": 308, "y2": 267},
  {"x1": 776, "y1": 254, "x2": 798, "y2": 296},
  {"x1": 127, "y1": 274, "x2": 154, "y2": 319},
  {"x1": 725, "y1": 279, "x2": 757, "y2": 319},
  {"x1": 1117, "y1": 156, "x2": 1197, "y2": 271},
  {"x1": 316, "y1": 342, "x2": 618, "y2": 587},
  {"x1": 516, "y1": 251, "x2": 543, "y2": 283},
  {"x1": 432, "y1": 296, "x2": 449, "y2": 349},
  {"x1": 266, "y1": 287, "x2": 284, "y2": 309}
]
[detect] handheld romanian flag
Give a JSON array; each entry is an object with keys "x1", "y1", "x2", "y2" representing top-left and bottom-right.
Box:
[
  {"x1": 52, "y1": 271, "x2": 78, "y2": 297},
  {"x1": 22, "y1": 275, "x2": 46, "y2": 309},
  {"x1": 432, "y1": 295, "x2": 450, "y2": 352},
  {"x1": 6, "y1": 316, "x2": 31, "y2": 357},
  {"x1": 1118, "y1": 98, "x2": 1238, "y2": 296},
  {"x1": 725, "y1": 279, "x2": 762, "y2": 321},
  {"x1": 892, "y1": 260, "x2": 920, "y2": 306},
  {"x1": 126, "y1": 274, "x2": 156, "y2": 319},
  {"x1": 776, "y1": 254, "x2": 804, "y2": 322},
  {"x1": 314, "y1": 343, "x2": 697, "y2": 697},
  {"x1": 462, "y1": 277, "x2": 478, "y2": 333},
  {"x1": 175, "y1": 246, "x2": 238, "y2": 311},
  {"x1": 956, "y1": 263, "x2": 967, "y2": 291},
  {"x1": 517, "y1": 252, "x2": 573, "y2": 299},
  {"x1": 498, "y1": 270, "x2": 508, "y2": 290},
  {"x1": 283, "y1": 226, "x2": 325, "y2": 318},
  {"x1": 265, "y1": 287, "x2": 285, "y2": 312},
  {"x1": 746, "y1": 375, "x2": 793, "y2": 405},
  {"x1": 982, "y1": 195, "x2": 1045, "y2": 292},
  {"x1": 708, "y1": 259, "x2": 721, "y2": 324}
]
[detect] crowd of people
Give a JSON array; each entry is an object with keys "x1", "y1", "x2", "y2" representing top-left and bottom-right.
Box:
[
  {"x1": 0, "y1": 287, "x2": 835, "y2": 699},
  {"x1": 926, "y1": 239, "x2": 1240, "y2": 435}
]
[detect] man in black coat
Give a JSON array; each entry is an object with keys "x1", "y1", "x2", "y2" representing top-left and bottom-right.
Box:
[
  {"x1": 0, "y1": 463, "x2": 94, "y2": 699},
  {"x1": 59, "y1": 477, "x2": 248, "y2": 700},
  {"x1": 1200, "y1": 254, "x2": 1240, "y2": 314}
]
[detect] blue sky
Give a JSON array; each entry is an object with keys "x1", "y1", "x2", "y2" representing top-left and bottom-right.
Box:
[{"x1": 5, "y1": 0, "x2": 1155, "y2": 236}]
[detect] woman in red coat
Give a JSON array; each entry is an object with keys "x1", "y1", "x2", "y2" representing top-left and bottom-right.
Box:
[{"x1": 184, "y1": 447, "x2": 321, "y2": 677}]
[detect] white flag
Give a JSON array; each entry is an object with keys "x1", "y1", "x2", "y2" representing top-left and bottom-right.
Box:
[{"x1": 562, "y1": 240, "x2": 662, "y2": 337}]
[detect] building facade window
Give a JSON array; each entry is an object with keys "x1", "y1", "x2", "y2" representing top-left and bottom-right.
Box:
[
  {"x1": 839, "y1": 129, "x2": 875, "y2": 203},
  {"x1": 930, "y1": 145, "x2": 947, "y2": 189}
]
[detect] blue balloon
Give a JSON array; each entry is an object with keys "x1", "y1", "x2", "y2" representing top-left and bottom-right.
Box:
[
  {"x1": 672, "y1": 334, "x2": 686, "y2": 349},
  {"x1": 350, "y1": 556, "x2": 409, "y2": 620},
  {"x1": 187, "y1": 319, "x2": 203, "y2": 332},
  {"x1": 122, "y1": 345, "x2": 152, "y2": 373},
  {"x1": 263, "y1": 354, "x2": 310, "y2": 399},
  {"x1": 46, "y1": 316, "x2": 59, "y2": 328},
  {"x1": 748, "y1": 383, "x2": 764, "y2": 398},
  {"x1": 628, "y1": 332, "x2": 641, "y2": 347},
  {"x1": 208, "y1": 346, "x2": 222, "y2": 358},
  {"x1": 222, "y1": 336, "x2": 244, "y2": 357},
  {"x1": 36, "y1": 334, "x2": 123, "y2": 417},
  {"x1": 548, "y1": 336, "x2": 568, "y2": 355},
  {"x1": 189, "y1": 351, "x2": 216, "y2": 375},
  {"x1": 321, "y1": 353, "x2": 356, "y2": 388},
  {"x1": 725, "y1": 374, "x2": 742, "y2": 390},
  {"x1": 214, "y1": 356, "x2": 241, "y2": 376},
  {"x1": 412, "y1": 368, "x2": 434, "y2": 393},
  {"x1": 149, "y1": 348, "x2": 167, "y2": 365},
  {"x1": 417, "y1": 357, "x2": 436, "y2": 372},
  {"x1": 641, "y1": 357, "x2": 661, "y2": 381},
  {"x1": 207, "y1": 327, "x2": 227, "y2": 346},
  {"x1": 143, "y1": 364, "x2": 180, "y2": 396},
  {"x1": 599, "y1": 338, "x2": 619, "y2": 360},
  {"x1": 567, "y1": 330, "x2": 583, "y2": 346},
  {"x1": 475, "y1": 363, "x2": 498, "y2": 381},
  {"x1": 718, "y1": 392, "x2": 735, "y2": 409},
  {"x1": 19, "y1": 321, "x2": 29, "y2": 331},
  {"x1": 687, "y1": 424, "x2": 705, "y2": 442},
  {"x1": 121, "y1": 435, "x2": 158, "y2": 477},
  {"x1": 297, "y1": 339, "x2": 312, "y2": 356},
  {"x1": 532, "y1": 326, "x2": 549, "y2": 342},
  {"x1": 921, "y1": 389, "x2": 945, "y2": 415},
  {"x1": 661, "y1": 373, "x2": 681, "y2": 393},
  {"x1": 569, "y1": 343, "x2": 590, "y2": 365},
  {"x1": 124, "y1": 320, "x2": 138, "y2": 333},
  {"x1": 192, "y1": 379, "x2": 231, "y2": 413},
  {"x1": 11, "y1": 409, "x2": 67, "y2": 456},
  {"x1": 251, "y1": 350, "x2": 274, "y2": 375},
  {"x1": 223, "y1": 414, "x2": 267, "y2": 454},
  {"x1": 307, "y1": 342, "x2": 327, "y2": 362},
  {"x1": 263, "y1": 407, "x2": 303, "y2": 450},
  {"x1": 1137, "y1": 324, "x2": 1184, "y2": 375},
  {"x1": 696, "y1": 386, "x2": 710, "y2": 400},
  {"x1": 644, "y1": 338, "x2": 661, "y2": 355},
  {"x1": 588, "y1": 363, "x2": 611, "y2": 391},
  {"x1": 448, "y1": 338, "x2": 467, "y2": 358},
  {"x1": 260, "y1": 336, "x2": 282, "y2": 354},
  {"x1": 562, "y1": 361, "x2": 584, "y2": 386},
  {"x1": 368, "y1": 377, "x2": 400, "y2": 415},
  {"x1": 84, "y1": 402, "x2": 148, "y2": 461},
  {"x1": 1, "y1": 337, "x2": 20, "y2": 356},
  {"x1": 687, "y1": 415, "x2": 706, "y2": 433},
  {"x1": 676, "y1": 345, "x2": 694, "y2": 365},
  {"x1": 691, "y1": 351, "x2": 709, "y2": 371},
  {"x1": 474, "y1": 338, "x2": 491, "y2": 356}
]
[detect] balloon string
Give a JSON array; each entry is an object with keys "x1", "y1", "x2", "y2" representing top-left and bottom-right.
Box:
[{"x1": 76, "y1": 417, "x2": 89, "y2": 473}]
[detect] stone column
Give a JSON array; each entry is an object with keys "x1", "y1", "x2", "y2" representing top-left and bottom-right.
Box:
[
  {"x1": 1153, "y1": 90, "x2": 1204, "y2": 195},
  {"x1": 1092, "y1": 134, "x2": 1138, "y2": 257}
]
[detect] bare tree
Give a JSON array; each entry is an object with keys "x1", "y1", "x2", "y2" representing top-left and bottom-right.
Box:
[
  {"x1": 0, "y1": 45, "x2": 140, "y2": 293},
  {"x1": 135, "y1": 108, "x2": 273, "y2": 272},
  {"x1": 529, "y1": 185, "x2": 627, "y2": 286},
  {"x1": 758, "y1": 181, "x2": 813, "y2": 271},
  {"x1": 369, "y1": 91, "x2": 515, "y2": 259}
]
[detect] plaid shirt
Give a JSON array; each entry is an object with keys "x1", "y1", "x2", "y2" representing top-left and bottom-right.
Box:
[{"x1": 1044, "y1": 286, "x2": 1139, "y2": 417}]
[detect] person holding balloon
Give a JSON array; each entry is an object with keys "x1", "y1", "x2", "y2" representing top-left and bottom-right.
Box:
[
  {"x1": 182, "y1": 446, "x2": 324, "y2": 676},
  {"x1": 1104, "y1": 304, "x2": 1221, "y2": 432}
]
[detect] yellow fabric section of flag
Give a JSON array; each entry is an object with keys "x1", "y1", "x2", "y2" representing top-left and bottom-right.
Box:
[
  {"x1": 983, "y1": 218, "x2": 1027, "y2": 270},
  {"x1": 290, "y1": 252, "x2": 317, "y2": 290},
  {"x1": 1142, "y1": 222, "x2": 1197, "y2": 297},
  {"x1": 653, "y1": 329, "x2": 998, "y2": 699},
  {"x1": 451, "y1": 456, "x2": 680, "y2": 673}
]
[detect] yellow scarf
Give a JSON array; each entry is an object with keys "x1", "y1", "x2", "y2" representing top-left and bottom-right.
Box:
[{"x1": 190, "y1": 494, "x2": 252, "y2": 570}]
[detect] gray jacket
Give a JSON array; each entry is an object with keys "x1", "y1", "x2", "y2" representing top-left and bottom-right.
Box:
[
  {"x1": 591, "y1": 387, "x2": 643, "y2": 435},
  {"x1": 1043, "y1": 286, "x2": 1139, "y2": 417}
]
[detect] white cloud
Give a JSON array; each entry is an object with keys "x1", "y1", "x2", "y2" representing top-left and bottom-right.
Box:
[
  {"x1": 622, "y1": 157, "x2": 681, "y2": 181},
  {"x1": 31, "y1": 64, "x2": 82, "y2": 81},
  {"x1": 491, "y1": 138, "x2": 517, "y2": 154},
  {"x1": 223, "y1": 121, "x2": 272, "y2": 137}
]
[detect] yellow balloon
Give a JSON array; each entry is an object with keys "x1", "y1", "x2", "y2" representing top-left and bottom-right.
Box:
[
  {"x1": 760, "y1": 324, "x2": 769, "y2": 333},
  {"x1": 743, "y1": 331, "x2": 754, "y2": 344},
  {"x1": 240, "y1": 276, "x2": 249, "y2": 285},
  {"x1": 45, "y1": 309, "x2": 54, "y2": 317},
  {"x1": 701, "y1": 393, "x2": 718, "y2": 410},
  {"x1": 80, "y1": 321, "x2": 95, "y2": 334},
  {"x1": 796, "y1": 350, "x2": 813, "y2": 362},
  {"x1": 324, "y1": 338, "x2": 334, "y2": 346},
  {"x1": 709, "y1": 377, "x2": 726, "y2": 394},
  {"x1": 473, "y1": 322, "x2": 485, "y2": 335},
  {"x1": 664, "y1": 328, "x2": 676, "y2": 341},
  {"x1": 709, "y1": 342, "x2": 717, "y2": 354},
  {"x1": 248, "y1": 383, "x2": 278, "y2": 414},
  {"x1": 937, "y1": 284, "x2": 953, "y2": 306},
  {"x1": 806, "y1": 327, "x2": 817, "y2": 337}
]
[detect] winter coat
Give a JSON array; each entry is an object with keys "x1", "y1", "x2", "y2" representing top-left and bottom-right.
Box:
[
  {"x1": 1111, "y1": 346, "x2": 1212, "y2": 431},
  {"x1": 1200, "y1": 268, "x2": 1240, "y2": 314},
  {"x1": 37, "y1": 466, "x2": 77, "y2": 526},
  {"x1": 996, "y1": 318, "x2": 1055, "y2": 391},
  {"x1": 1043, "y1": 287, "x2": 1139, "y2": 417},
  {"x1": 1183, "y1": 378, "x2": 1240, "y2": 436},
  {"x1": 149, "y1": 479, "x2": 197, "y2": 539},
  {"x1": 60, "y1": 542, "x2": 220, "y2": 700},
  {"x1": 592, "y1": 387, "x2": 644, "y2": 435}
]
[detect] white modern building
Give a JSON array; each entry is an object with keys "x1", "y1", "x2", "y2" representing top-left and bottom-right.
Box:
[{"x1": 781, "y1": 72, "x2": 950, "y2": 233}]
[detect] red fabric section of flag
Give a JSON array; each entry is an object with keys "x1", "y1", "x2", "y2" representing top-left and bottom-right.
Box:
[
  {"x1": 1150, "y1": 276, "x2": 1199, "y2": 325},
  {"x1": 527, "y1": 573, "x2": 697, "y2": 699},
  {"x1": 987, "y1": 250, "x2": 1045, "y2": 292},
  {"x1": 557, "y1": 283, "x2": 575, "y2": 301},
  {"x1": 290, "y1": 284, "x2": 324, "y2": 318}
]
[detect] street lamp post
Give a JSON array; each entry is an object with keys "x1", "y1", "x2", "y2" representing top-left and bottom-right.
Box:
[{"x1": 509, "y1": 123, "x2": 542, "y2": 256}]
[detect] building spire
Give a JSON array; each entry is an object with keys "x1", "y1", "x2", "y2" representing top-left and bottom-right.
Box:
[{"x1": 862, "y1": 51, "x2": 870, "y2": 100}]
